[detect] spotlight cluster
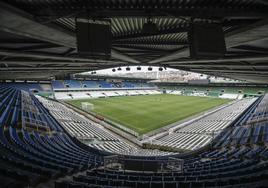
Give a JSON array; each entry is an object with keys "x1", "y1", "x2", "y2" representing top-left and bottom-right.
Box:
[{"x1": 110, "y1": 66, "x2": 165, "y2": 72}]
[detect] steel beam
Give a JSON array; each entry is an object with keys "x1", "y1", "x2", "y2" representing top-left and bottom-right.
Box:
[
  {"x1": 170, "y1": 64, "x2": 268, "y2": 68},
  {"x1": 0, "y1": 60, "x2": 124, "y2": 66},
  {"x1": 113, "y1": 41, "x2": 187, "y2": 45},
  {"x1": 148, "y1": 19, "x2": 268, "y2": 64},
  {"x1": 0, "y1": 49, "x2": 123, "y2": 63},
  {"x1": 111, "y1": 48, "x2": 140, "y2": 64},
  {"x1": 113, "y1": 27, "x2": 188, "y2": 40},
  {"x1": 189, "y1": 68, "x2": 268, "y2": 74},
  {"x1": 0, "y1": 1, "x2": 140, "y2": 64},
  {"x1": 0, "y1": 2, "x2": 75, "y2": 48},
  {"x1": 112, "y1": 20, "x2": 254, "y2": 41},
  {"x1": 226, "y1": 19, "x2": 268, "y2": 47},
  {"x1": 147, "y1": 47, "x2": 189, "y2": 64},
  {"x1": 35, "y1": 8, "x2": 268, "y2": 19},
  {"x1": 163, "y1": 55, "x2": 268, "y2": 64}
]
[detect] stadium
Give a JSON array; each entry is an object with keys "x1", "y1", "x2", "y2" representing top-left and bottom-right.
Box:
[{"x1": 0, "y1": 0, "x2": 268, "y2": 188}]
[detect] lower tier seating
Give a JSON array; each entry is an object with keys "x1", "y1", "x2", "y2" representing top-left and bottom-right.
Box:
[
  {"x1": 0, "y1": 86, "x2": 103, "y2": 187},
  {"x1": 54, "y1": 89, "x2": 161, "y2": 100},
  {"x1": 55, "y1": 95, "x2": 268, "y2": 188},
  {"x1": 37, "y1": 96, "x2": 171, "y2": 156},
  {"x1": 153, "y1": 98, "x2": 256, "y2": 150},
  {"x1": 1, "y1": 84, "x2": 267, "y2": 188}
]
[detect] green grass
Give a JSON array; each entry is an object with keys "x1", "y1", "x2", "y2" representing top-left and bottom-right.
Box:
[{"x1": 67, "y1": 94, "x2": 230, "y2": 135}]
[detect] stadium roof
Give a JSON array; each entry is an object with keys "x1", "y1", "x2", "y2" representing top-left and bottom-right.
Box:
[{"x1": 0, "y1": 0, "x2": 268, "y2": 83}]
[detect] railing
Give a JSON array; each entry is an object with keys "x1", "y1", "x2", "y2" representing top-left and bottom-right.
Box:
[
  {"x1": 22, "y1": 117, "x2": 50, "y2": 134},
  {"x1": 62, "y1": 101, "x2": 142, "y2": 146},
  {"x1": 103, "y1": 155, "x2": 184, "y2": 172},
  {"x1": 53, "y1": 86, "x2": 157, "y2": 92},
  {"x1": 103, "y1": 118, "x2": 139, "y2": 137}
]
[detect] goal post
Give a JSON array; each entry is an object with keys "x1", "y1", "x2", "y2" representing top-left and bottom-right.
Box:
[{"x1": 81, "y1": 102, "x2": 94, "y2": 111}]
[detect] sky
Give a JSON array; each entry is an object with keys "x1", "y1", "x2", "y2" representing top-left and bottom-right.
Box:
[{"x1": 88, "y1": 66, "x2": 180, "y2": 75}]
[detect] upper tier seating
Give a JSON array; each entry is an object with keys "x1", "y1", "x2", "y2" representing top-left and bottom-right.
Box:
[
  {"x1": 0, "y1": 82, "x2": 43, "y2": 92},
  {"x1": 123, "y1": 81, "x2": 134, "y2": 88},
  {"x1": 52, "y1": 80, "x2": 156, "y2": 90},
  {"x1": 164, "y1": 85, "x2": 268, "y2": 97},
  {"x1": 51, "y1": 81, "x2": 65, "y2": 89},
  {"x1": 63, "y1": 80, "x2": 82, "y2": 88},
  {"x1": 52, "y1": 80, "x2": 159, "y2": 100},
  {"x1": 81, "y1": 80, "x2": 99, "y2": 88},
  {"x1": 98, "y1": 81, "x2": 112, "y2": 88}
]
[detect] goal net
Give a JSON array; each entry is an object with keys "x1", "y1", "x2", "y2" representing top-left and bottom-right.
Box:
[{"x1": 81, "y1": 102, "x2": 94, "y2": 111}]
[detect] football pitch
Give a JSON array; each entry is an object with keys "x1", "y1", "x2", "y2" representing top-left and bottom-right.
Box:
[{"x1": 67, "y1": 94, "x2": 230, "y2": 135}]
